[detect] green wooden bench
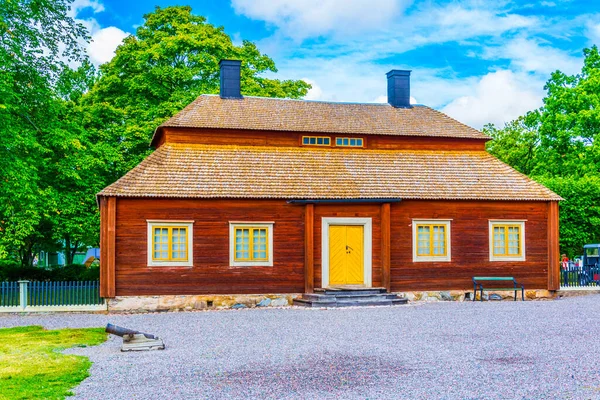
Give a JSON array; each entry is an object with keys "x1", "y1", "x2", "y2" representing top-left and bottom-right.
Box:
[{"x1": 472, "y1": 277, "x2": 524, "y2": 301}]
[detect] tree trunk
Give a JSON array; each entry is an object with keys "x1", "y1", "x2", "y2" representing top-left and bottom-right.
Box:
[
  {"x1": 65, "y1": 236, "x2": 72, "y2": 265},
  {"x1": 20, "y1": 243, "x2": 34, "y2": 267},
  {"x1": 64, "y1": 237, "x2": 81, "y2": 265}
]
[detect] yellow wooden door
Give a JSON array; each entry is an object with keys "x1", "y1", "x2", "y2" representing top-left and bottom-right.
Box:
[{"x1": 329, "y1": 225, "x2": 364, "y2": 285}]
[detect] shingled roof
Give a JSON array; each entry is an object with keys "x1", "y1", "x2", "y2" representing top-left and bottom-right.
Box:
[
  {"x1": 151, "y1": 95, "x2": 489, "y2": 145},
  {"x1": 99, "y1": 144, "x2": 561, "y2": 201}
]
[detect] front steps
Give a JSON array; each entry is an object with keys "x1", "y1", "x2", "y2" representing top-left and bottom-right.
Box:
[{"x1": 293, "y1": 287, "x2": 408, "y2": 308}]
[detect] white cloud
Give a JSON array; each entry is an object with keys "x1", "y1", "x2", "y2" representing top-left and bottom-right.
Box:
[
  {"x1": 586, "y1": 21, "x2": 600, "y2": 46},
  {"x1": 88, "y1": 26, "x2": 128, "y2": 65},
  {"x1": 441, "y1": 70, "x2": 544, "y2": 129},
  {"x1": 410, "y1": 4, "x2": 537, "y2": 45},
  {"x1": 231, "y1": 0, "x2": 408, "y2": 40},
  {"x1": 302, "y1": 78, "x2": 323, "y2": 100},
  {"x1": 68, "y1": 0, "x2": 104, "y2": 17},
  {"x1": 66, "y1": 0, "x2": 129, "y2": 65},
  {"x1": 483, "y1": 37, "x2": 582, "y2": 75}
]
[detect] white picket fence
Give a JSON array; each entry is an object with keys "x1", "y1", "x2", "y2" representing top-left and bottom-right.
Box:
[{"x1": 0, "y1": 280, "x2": 106, "y2": 312}]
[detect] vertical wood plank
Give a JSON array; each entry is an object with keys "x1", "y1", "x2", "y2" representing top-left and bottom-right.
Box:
[
  {"x1": 100, "y1": 196, "x2": 117, "y2": 297},
  {"x1": 381, "y1": 203, "x2": 391, "y2": 292},
  {"x1": 548, "y1": 201, "x2": 560, "y2": 290},
  {"x1": 304, "y1": 203, "x2": 314, "y2": 293},
  {"x1": 99, "y1": 197, "x2": 108, "y2": 297},
  {"x1": 107, "y1": 197, "x2": 117, "y2": 297}
]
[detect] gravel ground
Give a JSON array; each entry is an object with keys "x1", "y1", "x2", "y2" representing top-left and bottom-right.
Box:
[{"x1": 2, "y1": 295, "x2": 600, "y2": 399}]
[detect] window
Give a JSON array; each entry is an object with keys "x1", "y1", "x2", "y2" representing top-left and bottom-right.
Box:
[
  {"x1": 489, "y1": 221, "x2": 525, "y2": 261},
  {"x1": 302, "y1": 136, "x2": 331, "y2": 146},
  {"x1": 229, "y1": 222, "x2": 274, "y2": 266},
  {"x1": 335, "y1": 137, "x2": 364, "y2": 147},
  {"x1": 147, "y1": 221, "x2": 193, "y2": 267},
  {"x1": 412, "y1": 220, "x2": 451, "y2": 262}
]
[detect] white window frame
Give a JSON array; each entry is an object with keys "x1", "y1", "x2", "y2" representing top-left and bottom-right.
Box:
[
  {"x1": 412, "y1": 219, "x2": 452, "y2": 262},
  {"x1": 147, "y1": 220, "x2": 194, "y2": 267},
  {"x1": 229, "y1": 222, "x2": 274, "y2": 267},
  {"x1": 489, "y1": 220, "x2": 526, "y2": 262}
]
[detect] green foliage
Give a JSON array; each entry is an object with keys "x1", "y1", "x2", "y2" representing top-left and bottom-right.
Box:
[
  {"x1": 0, "y1": 3, "x2": 309, "y2": 266},
  {"x1": 484, "y1": 116, "x2": 541, "y2": 175},
  {"x1": 0, "y1": 0, "x2": 95, "y2": 265},
  {"x1": 83, "y1": 5, "x2": 311, "y2": 171},
  {"x1": 536, "y1": 176, "x2": 600, "y2": 257},
  {"x1": 0, "y1": 326, "x2": 106, "y2": 400},
  {"x1": 0, "y1": 263, "x2": 99, "y2": 281},
  {"x1": 486, "y1": 46, "x2": 600, "y2": 256}
]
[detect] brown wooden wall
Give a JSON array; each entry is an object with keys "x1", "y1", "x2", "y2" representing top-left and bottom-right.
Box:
[
  {"x1": 104, "y1": 198, "x2": 554, "y2": 296},
  {"x1": 113, "y1": 198, "x2": 305, "y2": 296},
  {"x1": 390, "y1": 200, "x2": 550, "y2": 291},
  {"x1": 156, "y1": 127, "x2": 487, "y2": 151},
  {"x1": 312, "y1": 204, "x2": 383, "y2": 288}
]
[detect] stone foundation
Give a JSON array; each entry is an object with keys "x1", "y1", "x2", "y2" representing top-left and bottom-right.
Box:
[
  {"x1": 396, "y1": 289, "x2": 556, "y2": 302},
  {"x1": 108, "y1": 289, "x2": 559, "y2": 312},
  {"x1": 108, "y1": 294, "x2": 301, "y2": 313}
]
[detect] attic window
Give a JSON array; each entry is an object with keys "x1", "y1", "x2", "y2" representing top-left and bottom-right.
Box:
[
  {"x1": 302, "y1": 136, "x2": 331, "y2": 146},
  {"x1": 336, "y1": 137, "x2": 364, "y2": 147}
]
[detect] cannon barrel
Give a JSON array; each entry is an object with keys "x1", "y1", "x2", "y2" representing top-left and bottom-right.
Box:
[{"x1": 105, "y1": 323, "x2": 157, "y2": 340}]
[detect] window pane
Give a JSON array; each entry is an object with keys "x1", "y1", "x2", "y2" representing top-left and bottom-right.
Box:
[
  {"x1": 317, "y1": 137, "x2": 323, "y2": 145},
  {"x1": 303, "y1": 137, "x2": 309, "y2": 144},
  {"x1": 350, "y1": 139, "x2": 356, "y2": 146},
  {"x1": 357, "y1": 139, "x2": 363, "y2": 146},
  {"x1": 324, "y1": 138, "x2": 330, "y2": 145},
  {"x1": 309, "y1": 137, "x2": 316, "y2": 144},
  {"x1": 343, "y1": 138, "x2": 349, "y2": 146},
  {"x1": 336, "y1": 138, "x2": 343, "y2": 145}
]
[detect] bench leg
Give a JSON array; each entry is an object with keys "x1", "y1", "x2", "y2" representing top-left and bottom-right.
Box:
[
  {"x1": 473, "y1": 283, "x2": 476, "y2": 302},
  {"x1": 480, "y1": 288, "x2": 483, "y2": 302},
  {"x1": 521, "y1": 287, "x2": 524, "y2": 301},
  {"x1": 514, "y1": 290, "x2": 516, "y2": 301}
]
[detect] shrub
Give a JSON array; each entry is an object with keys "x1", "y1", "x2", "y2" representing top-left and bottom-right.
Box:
[{"x1": 0, "y1": 263, "x2": 99, "y2": 281}]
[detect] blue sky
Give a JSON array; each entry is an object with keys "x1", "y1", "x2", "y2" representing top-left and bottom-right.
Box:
[{"x1": 72, "y1": 0, "x2": 600, "y2": 128}]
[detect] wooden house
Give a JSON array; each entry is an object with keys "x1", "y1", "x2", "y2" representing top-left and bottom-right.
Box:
[{"x1": 98, "y1": 60, "x2": 561, "y2": 302}]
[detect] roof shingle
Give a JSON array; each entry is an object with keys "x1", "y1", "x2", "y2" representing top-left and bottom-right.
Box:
[
  {"x1": 99, "y1": 144, "x2": 561, "y2": 201},
  {"x1": 154, "y1": 95, "x2": 489, "y2": 142}
]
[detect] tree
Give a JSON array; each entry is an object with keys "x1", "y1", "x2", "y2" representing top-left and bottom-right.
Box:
[
  {"x1": 537, "y1": 176, "x2": 600, "y2": 257},
  {"x1": 0, "y1": 0, "x2": 91, "y2": 264},
  {"x1": 82, "y1": 5, "x2": 311, "y2": 173},
  {"x1": 484, "y1": 116, "x2": 541, "y2": 176},
  {"x1": 485, "y1": 46, "x2": 600, "y2": 256}
]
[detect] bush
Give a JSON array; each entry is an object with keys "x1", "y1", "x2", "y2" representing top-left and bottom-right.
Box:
[{"x1": 0, "y1": 263, "x2": 99, "y2": 281}]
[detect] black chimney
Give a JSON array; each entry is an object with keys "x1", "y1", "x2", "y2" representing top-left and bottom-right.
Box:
[
  {"x1": 386, "y1": 69, "x2": 411, "y2": 108},
  {"x1": 219, "y1": 59, "x2": 242, "y2": 99}
]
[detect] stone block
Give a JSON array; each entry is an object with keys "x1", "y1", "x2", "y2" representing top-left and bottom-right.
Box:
[{"x1": 270, "y1": 297, "x2": 290, "y2": 307}]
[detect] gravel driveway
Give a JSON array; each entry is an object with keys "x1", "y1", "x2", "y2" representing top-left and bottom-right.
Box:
[{"x1": 2, "y1": 295, "x2": 600, "y2": 399}]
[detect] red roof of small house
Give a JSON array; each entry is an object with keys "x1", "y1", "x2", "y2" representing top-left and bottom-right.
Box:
[{"x1": 98, "y1": 143, "x2": 561, "y2": 201}]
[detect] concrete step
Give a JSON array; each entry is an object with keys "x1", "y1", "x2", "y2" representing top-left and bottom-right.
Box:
[
  {"x1": 315, "y1": 287, "x2": 387, "y2": 296},
  {"x1": 293, "y1": 291, "x2": 409, "y2": 308},
  {"x1": 301, "y1": 293, "x2": 398, "y2": 301},
  {"x1": 293, "y1": 298, "x2": 336, "y2": 307}
]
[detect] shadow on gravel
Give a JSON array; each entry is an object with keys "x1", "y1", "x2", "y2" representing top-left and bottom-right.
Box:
[
  {"x1": 480, "y1": 355, "x2": 537, "y2": 366},
  {"x1": 204, "y1": 352, "x2": 414, "y2": 398}
]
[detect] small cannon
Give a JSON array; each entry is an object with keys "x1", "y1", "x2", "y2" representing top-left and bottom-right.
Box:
[{"x1": 105, "y1": 323, "x2": 165, "y2": 351}]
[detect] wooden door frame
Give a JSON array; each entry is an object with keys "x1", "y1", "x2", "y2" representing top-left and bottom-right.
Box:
[{"x1": 321, "y1": 217, "x2": 372, "y2": 288}]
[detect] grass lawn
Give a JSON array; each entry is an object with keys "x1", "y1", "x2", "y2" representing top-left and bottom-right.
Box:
[{"x1": 0, "y1": 325, "x2": 107, "y2": 400}]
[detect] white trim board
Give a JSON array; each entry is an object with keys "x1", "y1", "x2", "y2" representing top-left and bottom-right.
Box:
[{"x1": 321, "y1": 217, "x2": 372, "y2": 288}]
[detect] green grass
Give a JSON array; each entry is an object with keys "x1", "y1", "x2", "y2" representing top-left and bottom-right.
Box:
[{"x1": 0, "y1": 326, "x2": 107, "y2": 399}]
